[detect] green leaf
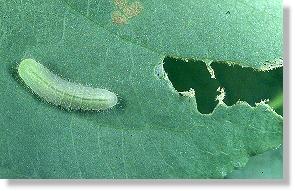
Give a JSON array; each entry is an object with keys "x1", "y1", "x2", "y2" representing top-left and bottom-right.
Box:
[
  {"x1": 162, "y1": 57, "x2": 283, "y2": 179},
  {"x1": 0, "y1": 0, "x2": 282, "y2": 178},
  {"x1": 63, "y1": 0, "x2": 283, "y2": 69},
  {"x1": 226, "y1": 146, "x2": 283, "y2": 179}
]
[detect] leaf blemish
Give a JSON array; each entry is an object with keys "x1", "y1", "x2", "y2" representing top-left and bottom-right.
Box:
[
  {"x1": 112, "y1": 0, "x2": 143, "y2": 25},
  {"x1": 123, "y1": 1, "x2": 143, "y2": 18},
  {"x1": 112, "y1": 11, "x2": 128, "y2": 25},
  {"x1": 114, "y1": 0, "x2": 127, "y2": 8}
]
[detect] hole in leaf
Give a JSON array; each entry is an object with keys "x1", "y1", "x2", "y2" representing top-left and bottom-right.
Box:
[{"x1": 163, "y1": 57, "x2": 283, "y2": 115}]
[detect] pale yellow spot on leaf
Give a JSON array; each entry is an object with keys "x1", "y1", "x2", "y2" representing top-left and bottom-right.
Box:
[
  {"x1": 112, "y1": 11, "x2": 128, "y2": 25},
  {"x1": 112, "y1": 0, "x2": 143, "y2": 25},
  {"x1": 122, "y1": 1, "x2": 143, "y2": 18},
  {"x1": 114, "y1": 0, "x2": 127, "y2": 9}
]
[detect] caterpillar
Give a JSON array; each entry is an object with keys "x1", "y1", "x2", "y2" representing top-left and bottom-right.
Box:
[{"x1": 18, "y1": 59, "x2": 118, "y2": 111}]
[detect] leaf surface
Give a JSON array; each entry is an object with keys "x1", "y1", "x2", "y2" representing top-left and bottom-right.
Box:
[{"x1": 0, "y1": 0, "x2": 282, "y2": 178}]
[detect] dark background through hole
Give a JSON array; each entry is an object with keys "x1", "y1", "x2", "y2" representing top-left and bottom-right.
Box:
[{"x1": 163, "y1": 57, "x2": 283, "y2": 115}]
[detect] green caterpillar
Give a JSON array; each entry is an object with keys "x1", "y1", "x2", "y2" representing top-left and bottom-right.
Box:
[{"x1": 18, "y1": 59, "x2": 118, "y2": 111}]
